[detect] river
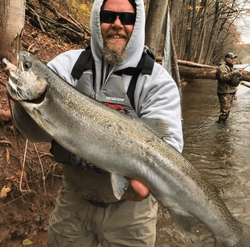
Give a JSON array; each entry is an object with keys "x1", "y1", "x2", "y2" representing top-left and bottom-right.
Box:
[{"x1": 155, "y1": 66, "x2": 250, "y2": 246}]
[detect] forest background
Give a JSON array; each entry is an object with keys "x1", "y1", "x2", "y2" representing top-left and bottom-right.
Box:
[
  {"x1": 1, "y1": 0, "x2": 250, "y2": 66},
  {"x1": 46, "y1": 0, "x2": 250, "y2": 64},
  {"x1": 0, "y1": 0, "x2": 250, "y2": 246}
]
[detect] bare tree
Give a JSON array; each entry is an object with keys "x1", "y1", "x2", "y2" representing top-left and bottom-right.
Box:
[
  {"x1": 145, "y1": 0, "x2": 169, "y2": 57},
  {"x1": 193, "y1": 0, "x2": 208, "y2": 63},
  {"x1": 0, "y1": 0, "x2": 26, "y2": 65},
  {"x1": 185, "y1": 0, "x2": 197, "y2": 60},
  {"x1": 176, "y1": 0, "x2": 189, "y2": 59},
  {"x1": 168, "y1": 0, "x2": 243, "y2": 64}
]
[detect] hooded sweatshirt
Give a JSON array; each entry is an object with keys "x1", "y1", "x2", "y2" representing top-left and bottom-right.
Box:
[{"x1": 13, "y1": 0, "x2": 183, "y2": 153}]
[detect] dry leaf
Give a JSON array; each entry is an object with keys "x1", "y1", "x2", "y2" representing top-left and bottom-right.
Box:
[
  {"x1": 0, "y1": 186, "x2": 11, "y2": 198},
  {"x1": 5, "y1": 147, "x2": 10, "y2": 165},
  {"x1": 6, "y1": 182, "x2": 12, "y2": 188},
  {"x1": 29, "y1": 204, "x2": 37, "y2": 212},
  {"x1": 16, "y1": 170, "x2": 27, "y2": 179},
  {"x1": 5, "y1": 176, "x2": 15, "y2": 180},
  {"x1": 22, "y1": 238, "x2": 33, "y2": 246}
]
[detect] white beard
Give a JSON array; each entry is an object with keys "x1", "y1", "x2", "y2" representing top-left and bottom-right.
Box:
[{"x1": 102, "y1": 42, "x2": 127, "y2": 65}]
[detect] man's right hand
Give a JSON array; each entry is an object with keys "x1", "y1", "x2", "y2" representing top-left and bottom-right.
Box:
[
  {"x1": 234, "y1": 70, "x2": 241, "y2": 76},
  {"x1": 121, "y1": 179, "x2": 150, "y2": 202}
]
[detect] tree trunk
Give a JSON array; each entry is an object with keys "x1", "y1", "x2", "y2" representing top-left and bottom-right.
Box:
[
  {"x1": 204, "y1": 0, "x2": 219, "y2": 64},
  {"x1": 156, "y1": 57, "x2": 250, "y2": 82},
  {"x1": 178, "y1": 63, "x2": 217, "y2": 80},
  {"x1": 0, "y1": 0, "x2": 26, "y2": 66},
  {"x1": 162, "y1": 7, "x2": 172, "y2": 75},
  {"x1": 169, "y1": 0, "x2": 179, "y2": 42},
  {"x1": 183, "y1": 0, "x2": 193, "y2": 60},
  {"x1": 145, "y1": 0, "x2": 168, "y2": 57},
  {"x1": 186, "y1": 0, "x2": 196, "y2": 61},
  {"x1": 193, "y1": 0, "x2": 207, "y2": 63},
  {"x1": 171, "y1": 33, "x2": 183, "y2": 104},
  {"x1": 178, "y1": 0, "x2": 188, "y2": 59}
]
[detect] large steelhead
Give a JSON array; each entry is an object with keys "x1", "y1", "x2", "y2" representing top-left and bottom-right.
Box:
[{"x1": 3, "y1": 51, "x2": 250, "y2": 246}]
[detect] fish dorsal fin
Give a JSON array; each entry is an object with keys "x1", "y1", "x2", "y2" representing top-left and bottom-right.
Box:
[
  {"x1": 111, "y1": 173, "x2": 129, "y2": 200},
  {"x1": 140, "y1": 118, "x2": 171, "y2": 139}
]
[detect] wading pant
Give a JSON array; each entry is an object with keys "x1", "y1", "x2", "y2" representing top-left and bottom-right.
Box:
[
  {"x1": 47, "y1": 179, "x2": 158, "y2": 247},
  {"x1": 217, "y1": 92, "x2": 235, "y2": 122}
]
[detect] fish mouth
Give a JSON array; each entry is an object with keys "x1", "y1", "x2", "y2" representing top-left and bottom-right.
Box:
[
  {"x1": 2, "y1": 58, "x2": 18, "y2": 82},
  {"x1": 2, "y1": 58, "x2": 22, "y2": 100},
  {"x1": 3, "y1": 57, "x2": 47, "y2": 103}
]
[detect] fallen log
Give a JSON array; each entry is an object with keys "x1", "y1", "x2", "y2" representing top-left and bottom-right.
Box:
[
  {"x1": 177, "y1": 60, "x2": 250, "y2": 82},
  {"x1": 241, "y1": 81, "x2": 250, "y2": 88},
  {"x1": 156, "y1": 57, "x2": 250, "y2": 83}
]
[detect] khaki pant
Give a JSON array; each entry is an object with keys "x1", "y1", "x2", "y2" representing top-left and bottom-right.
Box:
[{"x1": 47, "y1": 175, "x2": 158, "y2": 247}]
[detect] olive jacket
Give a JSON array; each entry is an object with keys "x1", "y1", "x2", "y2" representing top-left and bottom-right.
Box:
[{"x1": 216, "y1": 60, "x2": 240, "y2": 94}]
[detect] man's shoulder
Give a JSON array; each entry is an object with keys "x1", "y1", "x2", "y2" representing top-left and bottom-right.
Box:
[
  {"x1": 48, "y1": 49, "x2": 85, "y2": 68},
  {"x1": 218, "y1": 60, "x2": 226, "y2": 67},
  {"x1": 217, "y1": 61, "x2": 230, "y2": 71}
]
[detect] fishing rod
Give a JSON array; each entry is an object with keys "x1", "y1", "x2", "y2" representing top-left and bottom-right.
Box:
[
  {"x1": 241, "y1": 64, "x2": 250, "y2": 70},
  {"x1": 238, "y1": 64, "x2": 250, "y2": 88},
  {"x1": 239, "y1": 65, "x2": 250, "y2": 88}
]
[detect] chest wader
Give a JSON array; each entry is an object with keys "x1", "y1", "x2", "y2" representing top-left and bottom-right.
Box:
[{"x1": 50, "y1": 47, "x2": 155, "y2": 204}]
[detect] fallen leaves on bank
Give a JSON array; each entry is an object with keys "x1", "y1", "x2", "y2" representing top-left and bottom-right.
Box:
[{"x1": 0, "y1": 184, "x2": 11, "y2": 198}]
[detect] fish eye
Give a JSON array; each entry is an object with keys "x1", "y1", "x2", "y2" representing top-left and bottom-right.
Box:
[{"x1": 23, "y1": 61, "x2": 32, "y2": 70}]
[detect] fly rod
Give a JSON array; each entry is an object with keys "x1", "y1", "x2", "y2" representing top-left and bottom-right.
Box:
[{"x1": 242, "y1": 64, "x2": 250, "y2": 70}]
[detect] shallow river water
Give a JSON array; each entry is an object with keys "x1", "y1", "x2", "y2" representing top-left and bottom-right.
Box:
[{"x1": 155, "y1": 69, "x2": 250, "y2": 246}]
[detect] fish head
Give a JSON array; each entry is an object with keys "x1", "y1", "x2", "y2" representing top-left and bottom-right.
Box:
[{"x1": 3, "y1": 50, "x2": 48, "y2": 102}]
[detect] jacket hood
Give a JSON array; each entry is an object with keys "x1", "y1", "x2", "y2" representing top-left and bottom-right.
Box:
[{"x1": 90, "y1": 0, "x2": 145, "y2": 72}]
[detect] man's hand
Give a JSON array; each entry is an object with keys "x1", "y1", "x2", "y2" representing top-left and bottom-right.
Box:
[
  {"x1": 121, "y1": 179, "x2": 150, "y2": 202},
  {"x1": 234, "y1": 70, "x2": 241, "y2": 76}
]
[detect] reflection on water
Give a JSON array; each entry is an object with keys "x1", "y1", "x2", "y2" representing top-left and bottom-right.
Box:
[{"x1": 156, "y1": 70, "x2": 250, "y2": 246}]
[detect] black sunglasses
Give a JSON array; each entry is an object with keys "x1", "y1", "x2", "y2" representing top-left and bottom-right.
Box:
[{"x1": 100, "y1": 10, "x2": 136, "y2": 25}]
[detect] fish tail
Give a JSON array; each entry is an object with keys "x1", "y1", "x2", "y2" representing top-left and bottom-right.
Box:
[
  {"x1": 214, "y1": 221, "x2": 250, "y2": 247},
  {"x1": 234, "y1": 221, "x2": 250, "y2": 247}
]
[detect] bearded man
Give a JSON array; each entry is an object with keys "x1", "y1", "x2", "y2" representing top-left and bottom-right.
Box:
[{"x1": 13, "y1": 0, "x2": 183, "y2": 246}]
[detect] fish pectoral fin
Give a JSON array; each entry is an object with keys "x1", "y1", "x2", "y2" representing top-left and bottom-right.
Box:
[
  {"x1": 33, "y1": 107, "x2": 55, "y2": 137},
  {"x1": 168, "y1": 209, "x2": 201, "y2": 236},
  {"x1": 140, "y1": 118, "x2": 171, "y2": 139},
  {"x1": 111, "y1": 173, "x2": 129, "y2": 200}
]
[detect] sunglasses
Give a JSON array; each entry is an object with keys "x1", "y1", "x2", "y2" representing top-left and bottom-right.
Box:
[{"x1": 100, "y1": 10, "x2": 136, "y2": 25}]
